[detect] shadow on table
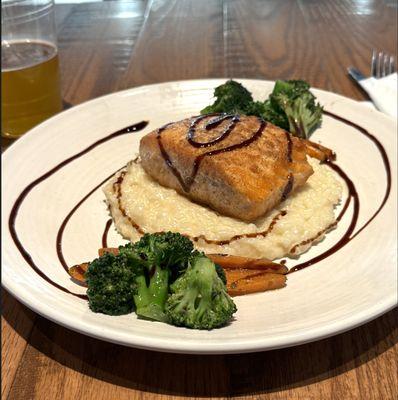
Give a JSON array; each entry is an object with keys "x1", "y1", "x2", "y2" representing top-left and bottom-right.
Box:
[{"x1": 3, "y1": 290, "x2": 397, "y2": 396}]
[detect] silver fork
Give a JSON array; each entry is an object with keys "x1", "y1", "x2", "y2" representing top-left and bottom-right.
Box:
[{"x1": 371, "y1": 50, "x2": 396, "y2": 78}]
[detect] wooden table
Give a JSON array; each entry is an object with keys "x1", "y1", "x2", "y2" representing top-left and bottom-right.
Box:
[{"x1": 2, "y1": 1, "x2": 397, "y2": 398}]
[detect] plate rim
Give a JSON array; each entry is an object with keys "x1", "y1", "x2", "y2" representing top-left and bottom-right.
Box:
[
  {"x1": 2, "y1": 283, "x2": 396, "y2": 354},
  {"x1": 2, "y1": 78, "x2": 397, "y2": 354},
  {"x1": 2, "y1": 77, "x2": 397, "y2": 157}
]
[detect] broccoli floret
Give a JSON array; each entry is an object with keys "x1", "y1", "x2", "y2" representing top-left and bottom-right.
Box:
[
  {"x1": 244, "y1": 100, "x2": 266, "y2": 117},
  {"x1": 189, "y1": 250, "x2": 226, "y2": 285},
  {"x1": 165, "y1": 254, "x2": 237, "y2": 330},
  {"x1": 262, "y1": 79, "x2": 323, "y2": 138},
  {"x1": 133, "y1": 265, "x2": 170, "y2": 322},
  {"x1": 133, "y1": 232, "x2": 193, "y2": 273},
  {"x1": 201, "y1": 80, "x2": 254, "y2": 115},
  {"x1": 85, "y1": 250, "x2": 140, "y2": 315},
  {"x1": 132, "y1": 232, "x2": 194, "y2": 322},
  {"x1": 200, "y1": 79, "x2": 323, "y2": 138},
  {"x1": 85, "y1": 233, "x2": 236, "y2": 329}
]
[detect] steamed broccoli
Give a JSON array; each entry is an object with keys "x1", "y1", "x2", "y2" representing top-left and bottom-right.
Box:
[
  {"x1": 84, "y1": 233, "x2": 237, "y2": 329},
  {"x1": 131, "y1": 232, "x2": 194, "y2": 322},
  {"x1": 85, "y1": 250, "x2": 140, "y2": 315},
  {"x1": 200, "y1": 79, "x2": 322, "y2": 138},
  {"x1": 85, "y1": 233, "x2": 193, "y2": 321},
  {"x1": 165, "y1": 253, "x2": 237, "y2": 330},
  {"x1": 201, "y1": 80, "x2": 254, "y2": 115},
  {"x1": 262, "y1": 80, "x2": 323, "y2": 138},
  {"x1": 133, "y1": 232, "x2": 193, "y2": 279}
]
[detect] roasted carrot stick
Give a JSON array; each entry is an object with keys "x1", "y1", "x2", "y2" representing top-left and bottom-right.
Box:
[
  {"x1": 207, "y1": 253, "x2": 287, "y2": 274},
  {"x1": 98, "y1": 247, "x2": 119, "y2": 256},
  {"x1": 227, "y1": 272, "x2": 286, "y2": 296},
  {"x1": 68, "y1": 250, "x2": 288, "y2": 296},
  {"x1": 303, "y1": 139, "x2": 336, "y2": 162},
  {"x1": 68, "y1": 263, "x2": 89, "y2": 285}
]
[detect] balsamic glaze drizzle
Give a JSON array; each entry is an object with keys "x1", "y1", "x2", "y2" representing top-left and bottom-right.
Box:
[
  {"x1": 285, "y1": 131, "x2": 293, "y2": 163},
  {"x1": 281, "y1": 173, "x2": 294, "y2": 201},
  {"x1": 102, "y1": 219, "x2": 113, "y2": 248},
  {"x1": 112, "y1": 170, "x2": 288, "y2": 247},
  {"x1": 8, "y1": 121, "x2": 148, "y2": 299},
  {"x1": 157, "y1": 115, "x2": 267, "y2": 192},
  {"x1": 56, "y1": 171, "x2": 120, "y2": 273},
  {"x1": 288, "y1": 161, "x2": 360, "y2": 272},
  {"x1": 8, "y1": 110, "x2": 393, "y2": 298},
  {"x1": 288, "y1": 110, "x2": 391, "y2": 273},
  {"x1": 188, "y1": 114, "x2": 240, "y2": 148}
]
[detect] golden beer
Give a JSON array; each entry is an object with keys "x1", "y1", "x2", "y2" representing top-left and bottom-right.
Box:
[{"x1": 1, "y1": 40, "x2": 62, "y2": 138}]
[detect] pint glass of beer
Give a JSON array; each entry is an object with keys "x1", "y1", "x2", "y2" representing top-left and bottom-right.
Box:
[{"x1": 2, "y1": 0, "x2": 62, "y2": 139}]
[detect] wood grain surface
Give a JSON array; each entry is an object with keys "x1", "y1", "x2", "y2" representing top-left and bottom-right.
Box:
[{"x1": 2, "y1": 0, "x2": 398, "y2": 399}]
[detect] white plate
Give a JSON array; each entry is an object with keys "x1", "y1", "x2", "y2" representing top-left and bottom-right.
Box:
[{"x1": 2, "y1": 79, "x2": 397, "y2": 354}]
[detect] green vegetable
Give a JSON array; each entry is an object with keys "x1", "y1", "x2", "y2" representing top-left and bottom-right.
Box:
[
  {"x1": 165, "y1": 253, "x2": 237, "y2": 330},
  {"x1": 201, "y1": 80, "x2": 254, "y2": 115},
  {"x1": 85, "y1": 233, "x2": 236, "y2": 330},
  {"x1": 131, "y1": 232, "x2": 194, "y2": 322},
  {"x1": 85, "y1": 250, "x2": 140, "y2": 315},
  {"x1": 262, "y1": 80, "x2": 323, "y2": 138},
  {"x1": 201, "y1": 79, "x2": 323, "y2": 138},
  {"x1": 215, "y1": 263, "x2": 227, "y2": 285},
  {"x1": 132, "y1": 232, "x2": 193, "y2": 280},
  {"x1": 132, "y1": 265, "x2": 170, "y2": 322}
]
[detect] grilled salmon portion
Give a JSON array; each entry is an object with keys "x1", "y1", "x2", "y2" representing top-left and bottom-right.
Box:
[{"x1": 139, "y1": 114, "x2": 322, "y2": 221}]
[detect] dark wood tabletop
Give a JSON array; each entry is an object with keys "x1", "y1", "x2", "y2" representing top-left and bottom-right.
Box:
[{"x1": 2, "y1": 1, "x2": 398, "y2": 399}]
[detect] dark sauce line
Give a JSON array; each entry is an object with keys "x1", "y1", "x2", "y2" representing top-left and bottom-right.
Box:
[
  {"x1": 102, "y1": 219, "x2": 113, "y2": 248},
  {"x1": 205, "y1": 114, "x2": 234, "y2": 129},
  {"x1": 191, "y1": 210, "x2": 287, "y2": 245},
  {"x1": 288, "y1": 109, "x2": 391, "y2": 273},
  {"x1": 281, "y1": 173, "x2": 294, "y2": 201},
  {"x1": 290, "y1": 222, "x2": 337, "y2": 255},
  {"x1": 56, "y1": 169, "x2": 123, "y2": 272},
  {"x1": 323, "y1": 110, "x2": 391, "y2": 239},
  {"x1": 289, "y1": 162, "x2": 353, "y2": 255},
  {"x1": 289, "y1": 162, "x2": 360, "y2": 273},
  {"x1": 156, "y1": 123, "x2": 188, "y2": 191},
  {"x1": 188, "y1": 119, "x2": 266, "y2": 189},
  {"x1": 128, "y1": 111, "x2": 390, "y2": 275},
  {"x1": 157, "y1": 115, "x2": 267, "y2": 192},
  {"x1": 113, "y1": 169, "x2": 287, "y2": 245},
  {"x1": 8, "y1": 121, "x2": 148, "y2": 299},
  {"x1": 188, "y1": 114, "x2": 240, "y2": 148},
  {"x1": 288, "y1": 146, "x2": 359, "y2": 255},
  {"x1": 114, "y1": 172, "x2": 146, "y2": 235},
  {"x1": 284, "y1": 131, "x2": 293, "y2": 163},
  {"x1": 9, "y1": 108, "x2": 393, "y2": 299}
]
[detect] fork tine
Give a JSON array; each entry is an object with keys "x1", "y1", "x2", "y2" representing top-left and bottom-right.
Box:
[
  {"x1": 377, "y1": 51, "x2": 384, "y2": 78},
  {"x1": 389, "y1": 56, "x2": 395, "y2": 75},
  {"x1": 383, "y1": 53, "x2": 389, "y2": 77},
  {"x1": 371, "y1": 50, "x2": 396, "y2": 78},
  {"x1": 371, "y1": 49, "x2": 377, "y2": 77}
]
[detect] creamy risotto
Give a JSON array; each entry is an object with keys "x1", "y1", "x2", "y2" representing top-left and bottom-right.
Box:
[{"x1": 103, "y1": 158, "x2": 343, "y2": 259}]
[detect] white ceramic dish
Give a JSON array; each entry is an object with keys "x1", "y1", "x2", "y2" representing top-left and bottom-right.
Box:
[{"x1": 2, "y1": 79, "x2": 397, "y2": 354}]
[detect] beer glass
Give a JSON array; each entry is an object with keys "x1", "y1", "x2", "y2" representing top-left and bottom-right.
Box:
[{"x1": 2, "y1": 0, "x2": 62, "y2": 138}]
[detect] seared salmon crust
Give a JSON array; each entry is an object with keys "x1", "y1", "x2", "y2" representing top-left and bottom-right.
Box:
[{"x1": 139, "y1": 115, "x2": 314, "y2": 221}]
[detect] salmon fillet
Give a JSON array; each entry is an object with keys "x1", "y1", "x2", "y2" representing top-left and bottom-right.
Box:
[{"x1": 139, "y1": 114, "x2": 328, "y2": 221}]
